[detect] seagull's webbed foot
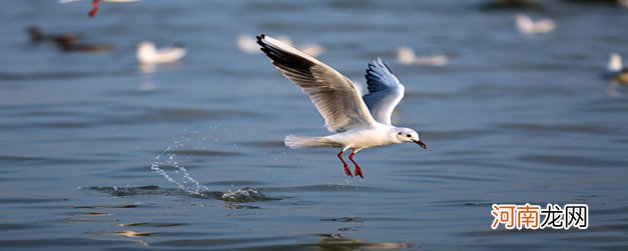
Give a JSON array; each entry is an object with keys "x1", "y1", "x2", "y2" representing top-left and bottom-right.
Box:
[
  {"x1": 349, "y1": 151, "x2": 364, "y2": 179},
  {"x1": 344, "y1": 165, "x2": 353, "y2": 177},
  {"x1": 337, "y1": 150, "x2": 353, "y2": 177},
  {"x1": 353, "y1": 165, "x2": 364, "y2": 178},
  {"x1": 89, "y1": 0, "x2": 100, "y2": 17}
]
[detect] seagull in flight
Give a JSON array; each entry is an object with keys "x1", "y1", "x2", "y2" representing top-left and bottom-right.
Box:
[{"x1": 257, "y1": 34, "x2": 427, "y2": 178}]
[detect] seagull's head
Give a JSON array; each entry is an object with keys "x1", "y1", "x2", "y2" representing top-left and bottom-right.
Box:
[
  {"x1": 395, "y1": 128, "x2": 427, "y2": 149},
  {"x1": 137, "y1": 41, "x2": 156, "y2": 51}
]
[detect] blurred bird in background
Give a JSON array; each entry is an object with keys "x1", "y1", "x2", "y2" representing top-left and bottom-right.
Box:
[
  {"x1": 396, "y1": 46, "x2": 450, "y2": 67},
  {"x1": 27, "y1": 26, "x2": 81, "y2": 44},
  {"x1": 136, "y1": 41, "x2": 187, "y2": 65},
  {"x1": 606, "y1": 53, "x2": 628, "y2": 84},
  {"x1": 515, "y1": 14, "x2": 557, "y2": 35}
]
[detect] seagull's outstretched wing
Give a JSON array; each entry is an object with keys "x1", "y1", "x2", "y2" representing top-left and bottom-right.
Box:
[
  {"x1": 257, "y1": 34, "x2": 377, "y2": 132},
  {"x1": 362, "y1": 58, "x2": 405, "y2": 125}
]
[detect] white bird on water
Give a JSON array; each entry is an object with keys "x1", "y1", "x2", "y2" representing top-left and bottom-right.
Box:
[
  {"x1": 606, "y1": 52, "x2": 628, "y2": 84},
  {"x1": 136, "y1": 41, "x2": 186, "y2": 65},
  {"x1": 515, "y1": 14, "x2": 556, "y2": 35},
  {"x1": 396, "y1": 46, "x2": 449, "y2": 67},
  {"x1": 257, "y1": 34, "x2": 427, "y2": 178}
]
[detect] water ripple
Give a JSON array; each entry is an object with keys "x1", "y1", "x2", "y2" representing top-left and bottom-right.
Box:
[
  {"x1": 499, "y1": 122, "x2": 618, "y2": 134},
  {"x1": 519, "y1": 154, "x2": 628, "y2": 168},
  {"x1": 85, "y1": 186, "x2": 280, "y2": 203}
]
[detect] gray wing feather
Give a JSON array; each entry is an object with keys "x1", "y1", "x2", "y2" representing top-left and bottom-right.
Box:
[
  {"x1": 362, "y1": 58, "x2": 405, "y2": 125},
  {"x1": 257, "y1": 35, "x2": 377, "y2": 132}
]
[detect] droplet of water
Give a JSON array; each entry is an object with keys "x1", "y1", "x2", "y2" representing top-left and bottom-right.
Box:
[{"x1": 150, "y1": 132, "x2": 211, "y2": 195}]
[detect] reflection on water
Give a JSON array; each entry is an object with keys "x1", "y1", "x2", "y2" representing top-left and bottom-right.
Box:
[
  {"x1": 110, "y1": 231, "x2": 158, "y2": 237},
  {"x1": 321, "y1": 217, "x2": 364, "y2": 223},
  {"x1": 138, "y1": 63, "x2": 157, "y2": 91},
  {"x1": 73, "y1": 204, "x2": 139, "y2": 209},
  {"x1": 118, "y1": 222, "x2": 187, "y2": 228},
  {"x1": 606, "y1": 82, "x2": 624, "y2": 98},
  {"x1": 301, "y1": 234, "x2": 411, "y2": 250}
]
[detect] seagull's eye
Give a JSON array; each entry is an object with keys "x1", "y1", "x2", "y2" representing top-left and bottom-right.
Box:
[{"x1": 406, "y1": 134, "x2": 411, "y2": 138}]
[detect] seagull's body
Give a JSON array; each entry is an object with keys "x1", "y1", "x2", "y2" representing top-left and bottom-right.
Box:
[
  {"x1": 515, "y1": 14, "x2": 556, "y2": 34},
  {"x1": 136, "y1": 41, "x2": 186, "y2": 65},
  {"x1": 606, "y1": 53, "x2": 628, "y2": 84},
  {"x1": 396, "y1": 46, "x2": 449, "y2": 67},
  {"x1": 286, "y1": 125, "x2": 409, "y2": 149},
  {"x1": 238, "y1": 34, "x2": 324, "y2": 57},
  {"x1": 257, "y1": 34, "x2": 426, "y2": 178}
]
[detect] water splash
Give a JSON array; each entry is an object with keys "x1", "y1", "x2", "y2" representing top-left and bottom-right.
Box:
[
  {"x1": 147, "y1": 130, "x2": 280, "y2": 203},
  {"x1": 221, "y1": 187, "x2": 277, "y2": 203},
  {"x1": 87, "y1": 186, "x2": 278, "y2": 203},
  {"x1": 150, "y1": 132, "x2": 210, "y2": 195}
]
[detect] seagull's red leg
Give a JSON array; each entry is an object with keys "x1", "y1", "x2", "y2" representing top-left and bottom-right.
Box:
[
  {"x1": 337, "y1": 150, "x2": 352, "y2": 177},
  {"x1": 349, "y1": 151, "x2": 364, "y2": 178},
  {"x1": 89, "y1": 0, "x2": 100, "y2": 18}
]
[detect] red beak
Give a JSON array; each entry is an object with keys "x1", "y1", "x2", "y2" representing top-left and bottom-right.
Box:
[{"x1": 414, "y1": 140, "x2": 427, "y2": 149}]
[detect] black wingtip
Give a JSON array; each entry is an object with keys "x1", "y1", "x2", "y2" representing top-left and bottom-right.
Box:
[
  {"x1": 256, "y1": 34, "x2": 266, "y2": 46},
  {"x1": 256, "y1": 34, "x2": 269, "y2": 54}
]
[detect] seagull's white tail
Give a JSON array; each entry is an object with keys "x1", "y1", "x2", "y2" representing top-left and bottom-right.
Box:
[{"x1": 284, "y1": 135, "x2": 336, "y2": 149}]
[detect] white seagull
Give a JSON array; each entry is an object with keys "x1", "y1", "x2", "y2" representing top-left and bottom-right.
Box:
[
  {"x1": 606, "y1": 52, "x2": 628, "y2": 84},
  {"x1": 396, "y1": 46, "x2": 449, "y2": 67},
  {"x1": 257, "y1": 34, "x2": 427, "y2": 178},
  {"x1": 136, "y1": 41, "x2": 187, "y2": 65},
  {"x1": 515, "y1": 14, "x2": 556, "y2": 35}
]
